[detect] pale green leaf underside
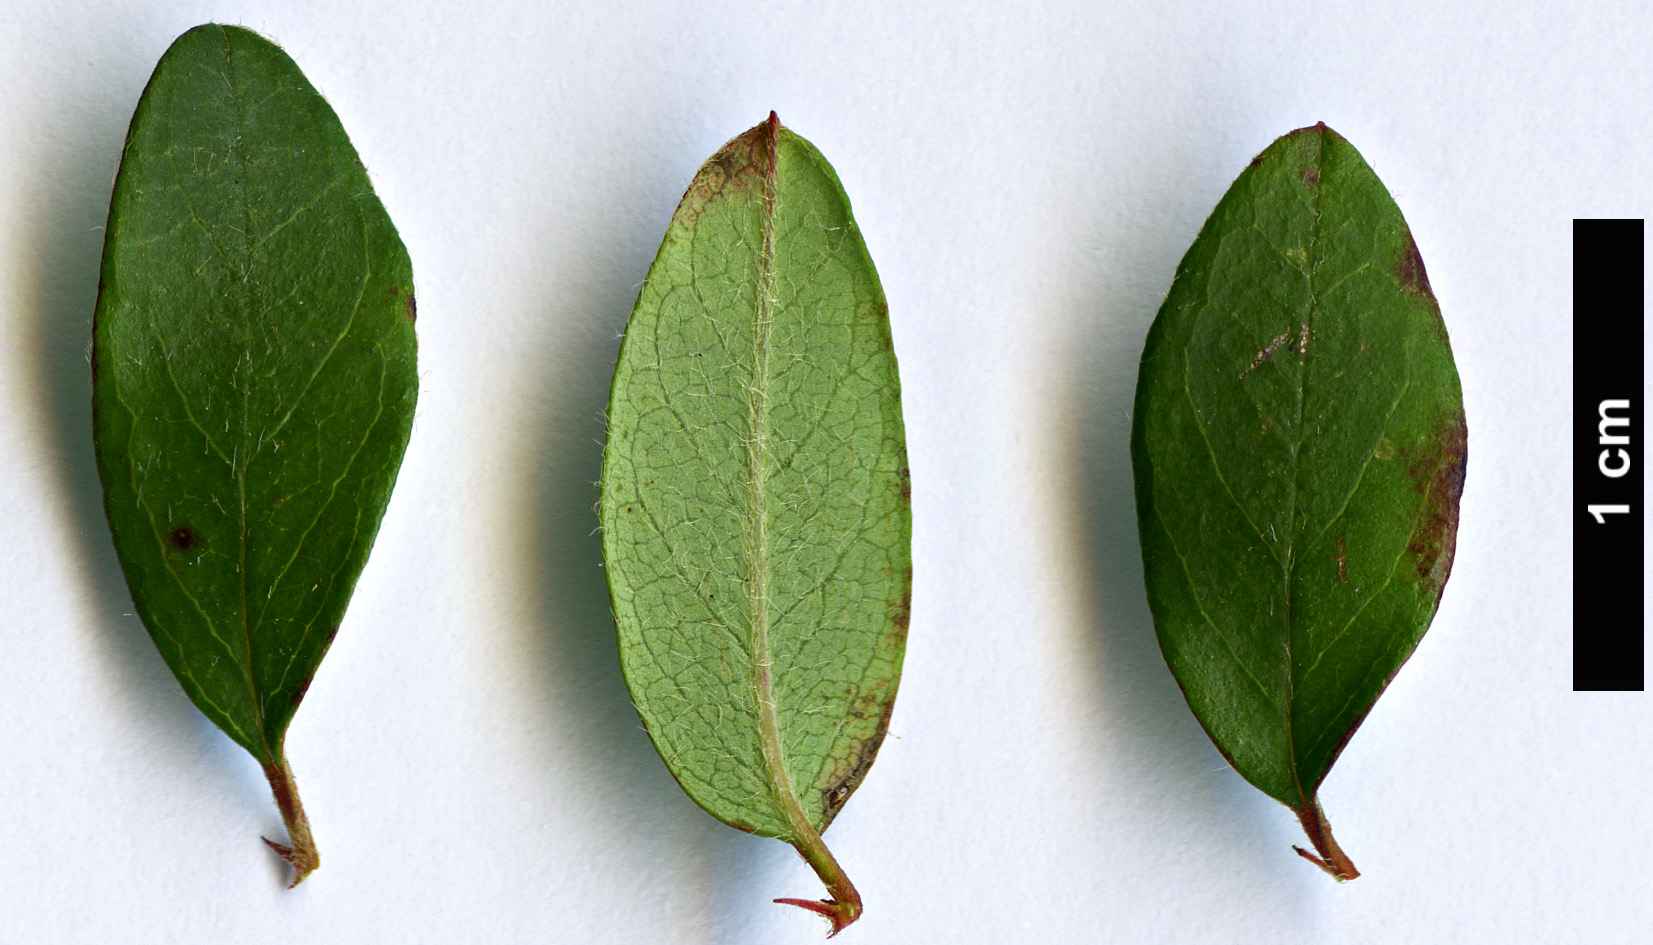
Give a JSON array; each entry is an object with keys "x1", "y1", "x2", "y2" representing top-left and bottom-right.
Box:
[
  {"x1": 602, "y1": 117, "x2": 909, "y2": 841},
  {"x1": 1132, "y1": 125, "x2": 1464, "y2": 812},
  {"x1": 93, "y1": 24, "x2": 416, "y2": 764}
]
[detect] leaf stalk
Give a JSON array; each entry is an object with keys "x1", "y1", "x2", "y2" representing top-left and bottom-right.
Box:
[
  {"x1": 261, "y1": 756, "x2": 319, "y2": 886},
  {"x1": 1292, "y1": 798, "x2": 1359, "y2": 881},
  {"x1": 775, "y1": 831, "x2": 863, "y2": 936}
]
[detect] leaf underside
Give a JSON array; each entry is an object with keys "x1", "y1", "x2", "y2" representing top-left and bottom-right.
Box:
[
  {"x1": 601, "y1": 114, "x2": 909, "y2": 931},
  {"x1": 92, "y1": 24, "x2": 416, "y2": 879},
  {"x1": 1130, "y1": 124, "x2": 1464, "y2": 878}
]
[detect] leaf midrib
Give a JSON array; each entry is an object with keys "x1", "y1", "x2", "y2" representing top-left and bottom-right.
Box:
[
  {"x1": 217, "y1": 27, "x2": 279, "y2": 766},
  {"x1": 1280, "y1": 129, "x2": 1327, "y2": 808},
  {"x1": 745, "y1": 121, "x2": 821, "y2": 841}
]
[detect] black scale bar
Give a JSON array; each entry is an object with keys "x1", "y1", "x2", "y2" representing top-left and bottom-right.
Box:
[{"x1": 1574, "y1": 219, "x2": 1644, "y2": 691}]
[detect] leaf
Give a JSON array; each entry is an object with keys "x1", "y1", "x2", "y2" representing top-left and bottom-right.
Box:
[
  {"x1": 91, "y1": 24, "x2": 417, "y2": 885},
  {"x1": 600, "y1": 113, "x2": 909, "y2": 934},
  {"x1": 1130, "y1": 123, "x2": 1465, "y2": 880}
]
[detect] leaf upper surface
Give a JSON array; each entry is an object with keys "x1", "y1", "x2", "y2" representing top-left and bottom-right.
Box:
[
  {"x1": 601, "y1": 115, "x2": 909, "y2": 851},
  {"x1": 93, "y1": 24, "x2": 416, "y2": 764},
  {"x1": 1131, "y1": 125, "x2": 1464, "y2": 854}
]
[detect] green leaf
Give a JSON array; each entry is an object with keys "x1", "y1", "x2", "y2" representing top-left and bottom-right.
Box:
[
  {"x1": 91, "y1": 24, "x2": 416, "y2": 885},
  {"x1": 1130, "y1": 124, "x2": 1465, "y2": 880},
  {"x1": 600, "y1": 113, "x2": 909, "y2": 934}
]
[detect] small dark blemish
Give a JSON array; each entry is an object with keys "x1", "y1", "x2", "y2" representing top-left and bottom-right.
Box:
[
  {"x1": 896, "y1": 466, "x2": 910, "y2": 504},
  {"x1": 1334, "y1": 534, "x2": 1348, "y2": 583},
  {"x1": 168, "y1": 525, "x2": 198, "y2": 552},
  {"x1": 290, "y1": 675, "x2": 312, "y2": 708},
  {"x1": 1299, "y1": 164, "x2": 1320, "y2": 189},
  {"x1": 405, "y1": 292, "x2": 416, "y2": 323}
]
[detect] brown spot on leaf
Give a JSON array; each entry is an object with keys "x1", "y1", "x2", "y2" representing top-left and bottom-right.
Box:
[
  {"x1": 891, "y1": 585, "x2": 912, "y2": 634},
  {"x1": 1334, "y1": 533, "x2": 1348, "y2": 583},
  {"x1": 1239, "y1": 330, "x2": 1293, "y2": 380},
  {"x1": 1393, "y1": 230, "x2": 1434, "y2": 299},
  {"x1": 168, "y1": 525, "x2": 198, "y2": 552},
  {"x1": 680, "y1": 120, "x2": 771, "y2": 217},
  {"x1": 896, "y1": 466, "x2": 910, "y2": 504},
  {"x1": 707, "y1": 147, "x2": 758, "y2": 183},
  {"x1": 1299, "y1": 164, "x2": 1320, "y2": 189},
  {"x1": 818, "y1": 694, "x2": 897, "y2": 832},
  {"x1": 387, "y1": 286, "x2": 416, "y2": 323},
  {"x1": 290, "y1": 675, "x2": 312, "y2": 707},
  {"x1": 865, "y1": 298, "x2": 890, "y2": 328},
  {"x1": 1404, "y1": 413, "x2": 1467, "y2": 603}
]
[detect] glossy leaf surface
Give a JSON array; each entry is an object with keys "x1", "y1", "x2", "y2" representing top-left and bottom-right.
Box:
[
  {"x1": 92, "y1": 24, "x2": 417, "y2": 884},
  {"x1": 601, "y1": 114, "x2": 909, "y2": 933},
  {"x1": 1131, "y1": 124, "x2": 1464, "y2": 879}
]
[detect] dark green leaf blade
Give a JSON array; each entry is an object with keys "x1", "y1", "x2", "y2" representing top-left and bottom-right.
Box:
[
  {"x1": 91, "y1": 24, "x2": 417, "y2": 884},
  {"x1": 600, "y1": 113, "x2": 909, "y2": 933},
  {"x1": 1130, "y1": 124, "x2": 1464, "y2": 879}
]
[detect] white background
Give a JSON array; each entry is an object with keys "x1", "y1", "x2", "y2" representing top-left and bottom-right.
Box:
[{"x1": 0, "y1": 1, "x2": 1629, "y2": 942}]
